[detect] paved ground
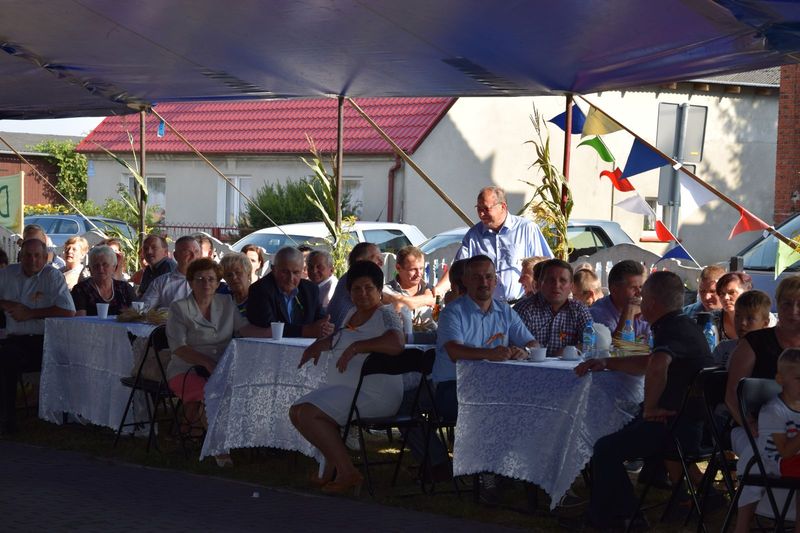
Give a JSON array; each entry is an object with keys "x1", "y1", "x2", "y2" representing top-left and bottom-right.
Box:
[{"x1": 0, "y1": 441, "x2": 519, "y2": 532}]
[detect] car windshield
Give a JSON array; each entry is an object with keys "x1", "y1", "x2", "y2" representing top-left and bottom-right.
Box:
[
  {"x1": 741, "y1": 214, "x2": 800, "y2": 272},
  {"x1": 236, "y1": 232, "x2": 357, "y2": 254},
  {"x1": 419, "y1": 232, "x2": 463, "y2": 254},
  {"x1": 88, "y1": 218, "x2": 134, "y2": 239}
]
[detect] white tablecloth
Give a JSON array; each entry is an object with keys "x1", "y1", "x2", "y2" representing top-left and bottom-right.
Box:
[
  {"x1": 201, "y1": 338, "x2": 435, "y2": 461},
  {"x1": 39, "y1": 316, "x2": 157, "y2": 430},
  {"x1": 454, "y1": 358, "x2": 644, "y2": 509}
]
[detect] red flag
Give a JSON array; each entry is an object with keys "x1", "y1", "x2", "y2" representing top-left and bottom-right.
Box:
[
  {"x1": 728, "y1": 207, "x2": 770, "y2": 239},
  {"x1": 654, "y1": 220, "x2": 676, "y2": 242},
  {"x1": 600, "y1": 167, "x2": 635, "y2": 192}
]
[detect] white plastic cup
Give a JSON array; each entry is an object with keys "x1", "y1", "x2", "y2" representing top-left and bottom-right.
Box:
[
  {"x1": 529, "y1": 347, "x2": 547, "y2": 362},
  {"x1": 271, "y1": 322, "x2": 284, "y2": 341},
  {"x1": 96, "y1": 303, "x2": 110, "y2": 320}
]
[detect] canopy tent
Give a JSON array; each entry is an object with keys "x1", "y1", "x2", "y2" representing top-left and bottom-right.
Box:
[{"x1": 1, "y1": 0, "x2": 800, "y2": 119}]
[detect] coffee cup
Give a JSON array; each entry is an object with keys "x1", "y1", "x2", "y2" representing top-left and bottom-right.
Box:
[
  {"x1": 561, "y1": 345, "x2": 582, "y2": 361},
  {"x1": 96, "y1": 303, "x2": 110, "y2": 320},
  {"x1": 271, "y1": 322, "x2": 285, "y2": 341},
  {"x1": 528, "y1": 347, "x2": 547, "y2": 362}
]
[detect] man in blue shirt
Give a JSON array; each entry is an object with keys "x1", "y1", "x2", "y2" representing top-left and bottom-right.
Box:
[
  {"x1": 436, "y1": 186, "x2": 553, "y2": 302},
  {"x1": 590, "y1": 260, "x2": 650, "y2": 341}
]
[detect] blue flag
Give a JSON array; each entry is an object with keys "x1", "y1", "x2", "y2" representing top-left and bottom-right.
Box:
[
  {"x1": 621, "y1": 139, "x2": 667, "y2": 180},
  {"x1": 548, "y1": 105, "x2": 586, "y2": 134},
  {"x1": 157, "y1": 120, "x2": 165, "y2": 138},
  {"x1": 659, "y1": 244, "x2": 692, "y2": 262}
]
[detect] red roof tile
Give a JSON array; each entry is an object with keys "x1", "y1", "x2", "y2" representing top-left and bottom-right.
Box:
[{"x1": 76, "y1": 97, "x2": 455, "y2": 155}]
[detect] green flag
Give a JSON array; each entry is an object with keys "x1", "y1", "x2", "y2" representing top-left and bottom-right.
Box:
[
  {"x1": 775, "y1": 236, "x2": 800, "y2": 279},
  {"x1": 578, "y1": 136, "x2": 615, "y2": 163},
  {"x1": 0, "y1": 172, "x2": 24, "y2": 234}
]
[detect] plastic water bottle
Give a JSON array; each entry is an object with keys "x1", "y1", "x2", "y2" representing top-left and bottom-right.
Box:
[
  {"x1": 620, "y1": 319, "x2": 636, "y2": 343},
  {"x1": 703, "y1": 321, "x2": 717, "y2": 351},
  {"x1": 582, "y1": 320, "x2": 596, "y2": 358}
]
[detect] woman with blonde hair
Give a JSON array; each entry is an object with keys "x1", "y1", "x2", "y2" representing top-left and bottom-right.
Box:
[{"x1": 60, "y1": 236, "x2": 90, "y2": 290}]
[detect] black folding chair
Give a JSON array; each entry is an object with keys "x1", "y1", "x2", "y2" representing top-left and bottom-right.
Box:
[
  {"x1": 340, "y1": 348, "x2": 437, "y2": 496},
  {"x1": 113, "y1": 325, "x2": 185, "y2": 456},
  {"x1": 721, "y1": 378, "x2": 800, "y2": 532}
]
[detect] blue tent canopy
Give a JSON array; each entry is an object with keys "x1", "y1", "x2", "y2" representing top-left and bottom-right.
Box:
[{"x1": 1, "y1": 0, "x2": 799, "y2": 118}]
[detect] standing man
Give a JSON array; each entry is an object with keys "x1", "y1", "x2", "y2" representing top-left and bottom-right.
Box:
[
  {"x1": 590, "y1": 260, "x2": 650, "y2": 340},
  {"x1": 437, "y1": 186, "x2": 552, "y2": 302},
  {"x1": 306, "y1": 250, "x2": 338, "y2": 313},
  {"x1": 382, "y1": 246, "x2": 435, "y2": 322},
  {"x1": 141, "y1": 236, "x2": 202, "y2": 310},
  {"x1": 138, "y1": 234, "x2": 177, "y2": 297},
  {"x1": 683, "y1": 264, "x2": 725, "y2": 318},
  {"x1": 327, "y1": 242, "x2": 384, "y2": 329},
  {"x1": 0, "y1": 239, "x2": 76, "y2": 434},
  {"x1": 247, "y1": 247, "x2": 333, "y2": 338},
  {"x1": 514, "y1": 259, "x2": 592, "y2": 356}
]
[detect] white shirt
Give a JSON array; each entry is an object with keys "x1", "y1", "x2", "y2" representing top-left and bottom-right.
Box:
[
  {"x1": 318, "y1": 275, "x2": 338, "y2": 312},
  {"x1": 0, "y1": 263, "x2": 75, "y2": 335},
  {"x1": 141, "y1": 271, "x2": 191, "y2": 310}
]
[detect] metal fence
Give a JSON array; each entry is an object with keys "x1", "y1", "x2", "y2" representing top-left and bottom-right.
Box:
[{"x1": 154, "y1": 223, "x2": 250, "y2": 243}]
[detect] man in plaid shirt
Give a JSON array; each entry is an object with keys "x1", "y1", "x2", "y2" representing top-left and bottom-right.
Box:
[{"x1": 514, "y1": 259, "x2": 592, "y2": 356}]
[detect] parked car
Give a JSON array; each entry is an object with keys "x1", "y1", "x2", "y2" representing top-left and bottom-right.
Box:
[
  {"x1": 23, "y1": 214, "x2": 135, "y2": 247},
  {"x1": 734, "y1": 212, "x2": 800, "y2": 303},
  {"x1": 419, "y1": 218, "x2": 637, "y2": 265},
  {"x1": 232, "y1": 221, "x2": 427, "y2": 255}
]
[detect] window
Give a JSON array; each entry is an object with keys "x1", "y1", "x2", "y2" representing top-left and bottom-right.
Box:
[
  {"x1": 128, "y1": 175, "x2": 166, "y2": 217},
  {"x1": 54, "y1": 218, "x2": 80, "y2": 234},
  {"x1": 642, "y1": 198, "x2": 663, "y2": 231},
  {"x1": 225, "y1": 176, "x2": 252, "y2": 226},
  {"x1": 566, "y1": 226, "x2": 612, "y2": 262},
  {"x1": 343, "y1": 177, "x2": 363, "y2": 217}
]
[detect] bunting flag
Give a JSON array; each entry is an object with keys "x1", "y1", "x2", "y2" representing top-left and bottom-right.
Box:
[
  {"x1": 728, "y1": 207, "x2": 770, "y2": 239},
  {"x1": 578, "y1": 136, "x2": 615, "y2": 162},
  {"x1": 582, "y1": 106, "x2": 624, "y2": 137},
  {"x1": 621, "y1": 138, "x2": 668, "y2": 180},
  {"x1": 654, "y1": 220, "x2": 676, "y2": 242},
  {"x1": 775, "y1": 238, "x2": 800, "y2": 279},
  {"x1": 600, "y1": 168, "x2": 635, "y2": 192},
  {"x1": 678, "y1": 173, "x2": 717, "y2": 217},
  {"x1": 615, "y1": 194, "x2": 653, "y2": 216},
  {"x1": 548, "y1": 105, "x2": 587, "y2": 134},
  {"x1": 658, "y1": 243, "x2": 696, "y2": 264}
]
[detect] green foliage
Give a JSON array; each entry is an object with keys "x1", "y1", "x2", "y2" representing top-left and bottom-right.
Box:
[
  {"x1": 29, "y1": 140, "x2": 89, "y2": 203},
  {"x1": 243, "y1": 178, "x2": 323, "y2": 229},
  {"x1": 520, "y1": 106, "x2": 573, "y2": 261}
]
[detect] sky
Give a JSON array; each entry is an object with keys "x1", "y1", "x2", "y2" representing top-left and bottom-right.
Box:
[{"x1": 0, "y1": 116, "x2": 105, "y2": 137}]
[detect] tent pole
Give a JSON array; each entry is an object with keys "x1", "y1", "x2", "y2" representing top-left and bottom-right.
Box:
[
  {"x1": 561, "y1": 94, "x2": 573, "y2": 216},
  {"x1": 138, "y1": 109, "x2": 147, "y2": 241},
  {"x1": 335, "y1": 95, "x2": 344, "y2": 230},
  {"x1": 346, "y1": 97, "x2": 473, "y2": 226}
]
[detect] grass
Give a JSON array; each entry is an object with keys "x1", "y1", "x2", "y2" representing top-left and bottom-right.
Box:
[{"x1": 8, "y1": 393, "x2": 735, "y2": 532}]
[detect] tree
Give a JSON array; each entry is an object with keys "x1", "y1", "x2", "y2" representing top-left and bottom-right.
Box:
[{"x1": 29, "y1": 140, "x2": 89, "y2": 204}]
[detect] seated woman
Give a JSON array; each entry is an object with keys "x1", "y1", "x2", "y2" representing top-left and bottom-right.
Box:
[
  {"x1": 715, "y1": 271, "x2": 753, "y2": 341},
  {"x1": 289, "y1": 261, "x2": 405, "y2": 495},
  {"x1": 61, "y1": 236, "x2": 90, "y2": 290},
  {"x1": 101, "y1": 238, "x2": 130, "y2": 281},
  {"x1": 219, "y1": 252, "x2": 252, "y2": 316},
  {"x1": 165, "y1": 258, "x2": 265, "y2": 465},
  {"x1": 241, "y1": 244, "x2": 265, "y2": 283},
  {"x1": 71, "y1": 245, "x2": 136, "y2": 316}
]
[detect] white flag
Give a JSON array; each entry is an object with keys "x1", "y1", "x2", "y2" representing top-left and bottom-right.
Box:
[
  {"x1": 679, "y1": 174, "x2": 717, "y2": 217},
  {"x1": 615, "y1": 194, "x2": 654, "y2": 217}
]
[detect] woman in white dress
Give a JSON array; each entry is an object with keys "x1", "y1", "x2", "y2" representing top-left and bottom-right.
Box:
[{"x1": 290, "y1": 260, "x2": 405, "y2": 495}]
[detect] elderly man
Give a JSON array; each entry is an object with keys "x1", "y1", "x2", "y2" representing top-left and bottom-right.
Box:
[
  {"x1": 683, "y1": 264, "x2": 725, "y2": 318},
  {"x1": 141, "y1": 236, "x2": 201, "y2": 310},
  {"x1": 138, "y1": 234, "x2": 177, "y2": 296},
  {"x1": 575, "y1": 271, "x2": 713, "y2": 530},
  {"x1": 327, "y1": 242, "x2": 384, "y2": 329},
  {"x1": 514, "y1": 259, "x2": 592, "y2": 356},
  {"x1": 590, "y1": 260, "x2": 650, "y2": 340},
  {"x1": 405, "y1": 254, "x2": 537, "y2": 481},
  {"x1": 437, "y1": 186, "x2": 552, "y2": 302},
  {"x1": 18, "y1": 224, "x2": 66, "y2": 269},
  {"x1": 306, "y1": 249, "x2": 338, "y2": 313},
  {"x1": 0, "y1": 239, "x2": 76, "y2": 434},
  {"x1": 247, "y1": 246, "x2": 333, "y2": 338},
  {"x1": 382, "y1": 246, "x2": 435, "y2": 321}
]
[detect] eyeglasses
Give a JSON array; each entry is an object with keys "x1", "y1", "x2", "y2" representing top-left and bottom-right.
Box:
[
  {"x1": 475, "y1": 203, "x2": 502, "y2": 213},
  {"x1": 192, "y1": 276, "x2": 218, "y2": 284}
]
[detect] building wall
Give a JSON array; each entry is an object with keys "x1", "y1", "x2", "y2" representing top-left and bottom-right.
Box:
[
  {"x1": 406, "y1": 88, "x2": 778, "y2": 265},
  {"x1": 0, "y1": 154, "x2": 62, "y2": 205},
  {"x1": 775, "y1": 64, "x2": 800, "y2": 224}
]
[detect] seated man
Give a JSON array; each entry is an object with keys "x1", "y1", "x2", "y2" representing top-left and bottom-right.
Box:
[
  {"x1": 247, "y1": 246, "x2": 333, "y2": 338},
  {"x1": 137, "y1": 234, "x2": 177, "y2": 297},
  {"x1": 404, "y1": 254, "x2": 537, "y2": 478},
  {"x1": 590, "y1": 259, "x2": 650, "y2": 341},
  {"x1": 141, "y1": 235, "x2": 202, "y2": 310},
  {"x1": 382, "y1": 245, "x2": 435, "y2": 323},
  {"x1": 0, "y1": 239, "x2": 76, "y2": 434},
  {"x1": 575, "y1": 271, "x2": 713, "y2": 529},
  {"x1": 18, "y1": 224, "x2": 66, "y2": 269},
  {"x1": 306, "y1": 249, "x2": 338, "y2": 313},
  {"x1": 514, "y1": 259, "x2": 592, "y2": 356},
  {"x1": 327, "y1": 242, "x2": 384, "y2": 329},
  {"x1": 683, "y1": 264, "x2": 725, "y2": 318}
]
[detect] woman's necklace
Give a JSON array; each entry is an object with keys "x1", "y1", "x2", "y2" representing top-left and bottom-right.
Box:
[{"x1": 92, "y1": 280, "x2": 114, "y2": 303}]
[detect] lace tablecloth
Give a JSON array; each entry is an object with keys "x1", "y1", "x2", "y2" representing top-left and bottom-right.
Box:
[
  {"x1": 454, "y1": 358, "x2": 644, "y2": 509},
  {"x1": 39, "y1": 316, "x2": 157, "y2": 429}
]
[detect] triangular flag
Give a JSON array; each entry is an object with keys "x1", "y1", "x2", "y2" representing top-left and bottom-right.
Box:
[
  {"x1": 728, "y1": 207, "x2": 770, "y2": 239},
  {"x1": 678, "y1": 174, "x2": 717, "y2": 217},
  {"x1": 582, "y1": 106, "x2": 623, "y2": 137},
  {"x1": 775, "y1": 239, "x2": 800, "y2": 279},
  {"x1": 578, "y1": 136, "x2": 615, "y2": 162},
  {"x1": 659, "y1": 244, "x2": 693, "y2": 263},
  {"x1": 654, "y1": 220, "x2": 676, "y2": 242},
  {"x1": 621, "y1": 139, "x2": 668, "y2": 180},
  {"x1": 615, "y1": 194, "x2": 653, "y2": 216},
  {"x1": 548, "y1": 105, "x2": 587, "y2": 134},
  {"x1": 600, "y1": 168, "x2": 635, "y2": 192}
]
